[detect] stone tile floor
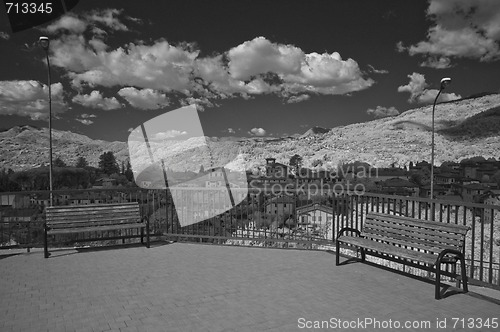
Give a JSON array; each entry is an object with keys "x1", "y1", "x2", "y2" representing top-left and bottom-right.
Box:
[{"x1": 0, "y1": 242, "x2": 499, "y2": 331}]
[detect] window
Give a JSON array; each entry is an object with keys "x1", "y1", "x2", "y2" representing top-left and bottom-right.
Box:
[{"x1": 312, "y1": 216, "x2": 316, "y2": 221}]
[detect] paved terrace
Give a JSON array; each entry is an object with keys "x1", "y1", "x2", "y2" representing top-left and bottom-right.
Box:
[{"x1": 1, "y1": 243, "x2": 499, "y2": 332}]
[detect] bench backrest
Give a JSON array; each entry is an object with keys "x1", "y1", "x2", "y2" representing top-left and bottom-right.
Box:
[
  {"x1": 46, "y1": 202, "x2": 141, "y2": 230},
  {"x1": 363, "y1": 212, "x2": 469, "y2": 255}
]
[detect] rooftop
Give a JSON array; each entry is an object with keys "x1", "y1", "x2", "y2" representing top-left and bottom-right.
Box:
[{"x1": 1, "y1": 243, "x2": 499, "y2": 331}]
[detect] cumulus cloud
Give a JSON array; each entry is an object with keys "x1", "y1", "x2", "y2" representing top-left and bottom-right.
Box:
[
  {"x1": 72, "y1": 90, "x2": 122, "y2": 110},
  {"x1": 44, "y1": 9, "x2": 135, "y2": 35},
  {"x1": 249, "y1": 127, "x2": 266, "y2": 136},
  {"x1": 227, "y1": 37, "x2": 303, "y2": 81},
  {"x1": 180, "y1": 96, "x2": 215, "y2": 112},
  {"x1": 117, "y1": 87, "x2": 170, "y2": 110},
  {"x1": 419, "y1": 56, "x2": 453, "y2": 69},
  {"x1": 227, "y1": 128, "x2": 235, "y2": 134},
  {"x1": 152, "y1": 130, "x2": 187, "y2": 140},
  {"x1": 47, "y1": 23, "x2": 373, "y2": 105},
  {"x1": 286, "y1": 94, "x2": 310, "y2": 103},
  {"x1": 80, "y1": 113, "x2": 96, "y2": 118},
  {"x1": 76, "y1": 118, "x2": 93, "y2": 125},
  {"x1": 0, "y1": 80, "x2": 66, "y2": 120},
  {"x1": 367, "y1": 106, "x2": 400, "y2": 118},
  {"x1": 45, "y1": 15, "x2": 87, "y2": 34},
  {"x1": 398, "y1": 0, "x2": 500, "y2": 64},
  {"x1": 397, "y1": 72, "x2": 461, "y2": 104}
]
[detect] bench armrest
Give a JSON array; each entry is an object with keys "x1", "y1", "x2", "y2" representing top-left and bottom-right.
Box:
[
  {"x1": 336, "y1": 227, "x2": 361, "y2": 240},
  {"x1": 436, "y1": 249, "x2": 464, "y2": 265}
]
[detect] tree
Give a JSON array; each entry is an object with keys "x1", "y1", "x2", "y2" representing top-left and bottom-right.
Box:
[
  {"x1": 124, "y1": 160, "x2": 134, "y2": 182},
  {"x1": 98, "y1": 151, "x2": 120, "y2": 175},
  {"x1": 75, "y1": 156, "x2": 88, "y2": 168},
  {"x1": 492, "y1": 170, "x2": 500, "y2": 186},
  {"x1": 0, "y1": 168, "x2": 20, "y2": 192},
  {"x1": 54, "y1": 157, "x2": 67, "y2": 167},
  {"x1": 289, "y1": 154, "x2": 303, "y2": 174}
]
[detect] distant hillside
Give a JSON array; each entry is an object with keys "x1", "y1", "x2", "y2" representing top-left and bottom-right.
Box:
[
  {"x1": 1, "y1": 94, "x2": 499, "y2": 172},
  {"x1": 0, "y1": 126, "x2": 128, "y2": 171},
  {"x1": 301, "y1": 126, "x2": 330, "y2": 137},
  {"x1": 439, "y1": 105, "x2": 500, "y2": 139}
]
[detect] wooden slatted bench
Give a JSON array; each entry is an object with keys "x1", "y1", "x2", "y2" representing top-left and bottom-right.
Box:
[
  {"x1": 335, "y1": 212, "x2": 469, "y2": 299},
  {"x1": 44, "y1": 202, "x2": 149, "y2": 258}
]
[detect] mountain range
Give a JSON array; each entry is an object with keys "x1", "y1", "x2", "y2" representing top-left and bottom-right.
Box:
[{"x1": 1, "y1": 93, "x2": 500, "y2": 173}]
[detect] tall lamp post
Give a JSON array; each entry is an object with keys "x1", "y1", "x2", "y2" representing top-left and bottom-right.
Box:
[
  {"x1": 430, "y1": 77, "x2": 451, "y2": 204},
  {"x1": 39, "y1": 36, "x2": 53, "y2": 206}
]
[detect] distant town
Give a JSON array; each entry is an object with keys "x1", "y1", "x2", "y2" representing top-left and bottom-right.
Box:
[{"x1": 1, "y1": 151, "x2": 499, "y2": 229}]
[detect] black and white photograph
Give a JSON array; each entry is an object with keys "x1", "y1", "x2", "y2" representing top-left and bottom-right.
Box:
[{"x1": 1, "y1": 0, "x2": 500, "y2": 331}]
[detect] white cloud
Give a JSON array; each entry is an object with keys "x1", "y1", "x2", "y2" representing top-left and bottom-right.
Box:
[
  {"x1": 45, "y1": 15, "x2": 87, "y2": 34},
  {"x1": 368, "y1": 64, "x2": 389, "y2": 74},
  {"x1": 118, "y1": 87, "x2": 170, "y2": 110},
  {"x1": 152, "y1": 130, "x2": 187, "y2": 140},
  {"x1": 180, "y1": 96, "x2": 215, "y2": 112},
  {"x1": 72, "y1": 90, "x2": 121, "y2": 110},
  {"x1": 49, "y1": 31, "x2": 372, "y2": 102},
  {"x1": 286, "y1": 94, "x2": 310, "y2": 103},
  {"x1": 44, "y1": 9, "x2": 135, "y2": 35},
  {"x1": 0, "y1": 31, "x2": 10, "y2": 40},
  {"x1": 76, "y1": 118, "x2": 93, "y2": 125},
  {"x1": 81, "y1": 113, "x2": 96, "y2": 118},
  {"x1": 399, "y1": 0, "x2": 500, "y2": 63},
  {"x1": 227, "y1": 128, "x2": 235, "y2": 134},
  {"x1": 367, "y1": 106, "x2": 400, "y2": 118},
  {"x1": 397, "y1": 72, "x2": 461, "y2": 104},
  {"x1": 84, "y1": 9, "x2": 129, "y2": 32},
  {"x1": 0, "y1": 80, "x2": 66, "y2": 120},
  {"x1": 228, "y1": 37, "x2": 303, "y2": 81},
  {"x1": 419, "y1": 56, "x2": 452, "y2": 69},
  {"x1": 59, "y1": 39, "x2": 199, "y2": 92},
  {"x1": 249, "y1": 127, "x2": 266, "y2": 136}
]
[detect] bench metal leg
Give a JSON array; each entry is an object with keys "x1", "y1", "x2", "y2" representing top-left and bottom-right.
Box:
[
  {"x1": 140, "y1": 228, "x2": 144, "y2": 244},
  {"x1": 146, "y1": 221, "x2": 150, "y2": 248},
  {"x1": 359, "y1": 247, "x2": 366, "y2": 262},
  {"x1": 460, "y1": 256, "x2": 468, "y2": 293},
  {"x1": 335, "y1": 240, "x2": 340, "y2": 266},
  {"x1": 44, "y1": 225, "x2": 49, "y2": 259},
  {"x1": 435, "y1": 263, "x2": 441, "y2": 300}
]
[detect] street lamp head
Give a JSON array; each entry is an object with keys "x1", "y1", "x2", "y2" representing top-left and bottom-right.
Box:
[
  {"x1": 39, "y1": 36, "x2": 50, "y2": 51},
  {"x1": 440, "y1": 77, "x2": 451, "y2": 90}
]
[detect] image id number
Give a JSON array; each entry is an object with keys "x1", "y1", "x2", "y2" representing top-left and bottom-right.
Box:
[
  {"x1": 452, "y1": 317, "x2": 498, "y2": 329},
  {"x1": 5, "y1": 2, "x2": 53, "y2": 14}
]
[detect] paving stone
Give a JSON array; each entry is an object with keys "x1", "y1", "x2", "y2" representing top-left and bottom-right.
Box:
[{"x1": 0, "y1": 243, "x2": 499, "y2": 331}]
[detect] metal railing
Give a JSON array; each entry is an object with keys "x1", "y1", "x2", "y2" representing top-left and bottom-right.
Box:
[{"x1": 1, "y1": 188, "x2": 499, "y2": 288}]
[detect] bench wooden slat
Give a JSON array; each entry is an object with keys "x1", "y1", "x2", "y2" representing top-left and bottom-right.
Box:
[
  {"x1": 367, "y1": 212, "x2": 469, "y2": 233},
  {"x1": 364, "y1": 217, "x2": 467, "y2": 241},
  {"x1": 360, "y1": 232, "x2": 460, "y2": 254},
  {"x1": 47, "y1": 207, "x2": 139, "y2": 216},
  {"x1": 363, "y1": 221, "x2": 464, "y2": 247},
  {"x1": 338, "y1": 235, "x2": 438, "y2": 265},
  {"x1": 47, "y1": 223, "x2": 145, "y2": 235},
  {"x1": 49, "y1": 219, "x2": 141, "y2": 229},
  {"x1": 46, "y1": 202, "x2": 138, "y2": 210},
  {"x1": 47, "y1": 214, "x2": 140, "y2": 225}
]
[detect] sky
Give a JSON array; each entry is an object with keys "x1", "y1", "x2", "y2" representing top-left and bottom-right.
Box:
[{"x1": 1, "y1": 0, "x2": 500, "y2": 142}]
